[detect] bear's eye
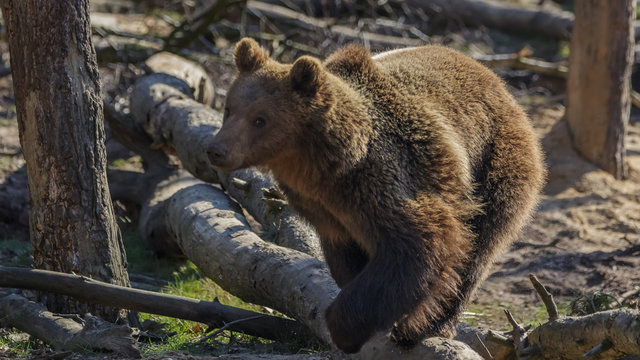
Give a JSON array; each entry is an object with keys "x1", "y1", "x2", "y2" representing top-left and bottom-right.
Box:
[
  {"x1": 223, "y1": 107, "x2": 230, "y2": 121},
  {"x1": 253, "y1": 117, "x2": 266, "y2": 128}
]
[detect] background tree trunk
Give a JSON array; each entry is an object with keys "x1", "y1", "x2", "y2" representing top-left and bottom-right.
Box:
[
  {"x1": 566, "y1": 0, "x2": 635, "y2": 179},
  {"x1": 1, "y1": 0, "x2": 131, "y2": 320}
]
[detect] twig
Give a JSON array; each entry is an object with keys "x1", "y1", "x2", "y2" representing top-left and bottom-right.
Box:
[
  {"x1": 504, "y1": 309, "x2": 528, "y2": 355},
  {"x1": 517, "y1": 238, "x2": 561, "y2": 249},
  {"x1": 485, "y1": 330, "x2": 512, "y2": 348},
  {"x1": 164, "y1": 0, "x2": 245, "y2": 52},
  {"x1": 529, "y1": 273, "x2": 559, "y2": 322},
  {"x1": 245, "y1": 0, "x2": 424, "y2": 47},
  {"x1": 475, "y1": 333, "x2": 494, "y2": 360},
  {"x1": 475, "y1": 53, "x2": 568, "y2": 78},
  {"x1": 475, "y1": 51, "x2": 640, "y2": 108},
  {"x1": 619, "y1": 286, "x2": 640, "y2": 305},
  {"x1": 197, "y1": 314, "x2": 267, "y2": 344}
]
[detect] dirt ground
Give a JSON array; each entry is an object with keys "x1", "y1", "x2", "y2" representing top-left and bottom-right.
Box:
[{"x1": 1, "y1": 39, "x2": 640, "y2": 359}]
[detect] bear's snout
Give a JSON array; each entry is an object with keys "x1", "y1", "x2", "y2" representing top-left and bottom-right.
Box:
[
  {"x1": 206, "y1": 142, "x2": 229, "y2": 166},
  {"x1": 207, "y1": 143, "x2": 227, "y2": 159}
]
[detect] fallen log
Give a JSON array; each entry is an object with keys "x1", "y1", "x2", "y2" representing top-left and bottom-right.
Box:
[
  {"x1": 0, "y1": 292, "x2": 140, "y2": 357},
  {"x1": 0, "y1": 265, "x2": 310, "y2": 343},
  {"x1": 524, "y1": 309, "x2": 640, "y2": 359},
  {"x1": 164, "y1": 180, "x2": 484, "y2": 359},
  {"x1": 407, "y1": 0, "x2": 574, "y2": 40}
]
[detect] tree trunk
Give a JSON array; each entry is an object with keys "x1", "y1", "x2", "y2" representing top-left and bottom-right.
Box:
[
  {"x1": 1, "y1": 0, "x2": 130, "y2": 320},
  {"x1": 566, "y1": 0, "x2": 635, "y2": 180}
]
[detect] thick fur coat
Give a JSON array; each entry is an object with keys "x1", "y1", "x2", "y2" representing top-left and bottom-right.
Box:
[{"x1": 207, "y1": 38, "x2": 545, "y2": 353}]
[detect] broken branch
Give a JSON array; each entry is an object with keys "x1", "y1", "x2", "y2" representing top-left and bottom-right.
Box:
[
  {"x1": 0, "y1": 265, "x2": 309, "y2": 343},
  {"x1": 529, "y1": 273, "x2": 559, "y2": 322}
]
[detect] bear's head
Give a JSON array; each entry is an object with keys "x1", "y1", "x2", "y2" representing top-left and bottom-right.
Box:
[{"x1": 207, "y1": 38, "x2": 335, "y2": 172}]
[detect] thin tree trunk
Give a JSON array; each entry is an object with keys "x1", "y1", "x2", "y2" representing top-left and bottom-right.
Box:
[
  {"x1": 1, "y1": 0, "x2": 130, "y2": 320},
  {"x1": 566, "y1": 0, "x2": 635, "y2": 180}
]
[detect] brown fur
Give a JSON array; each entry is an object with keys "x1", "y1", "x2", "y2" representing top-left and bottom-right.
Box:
[{"x1": 207, "y1": 38, "x2": 545, "y2": 354}]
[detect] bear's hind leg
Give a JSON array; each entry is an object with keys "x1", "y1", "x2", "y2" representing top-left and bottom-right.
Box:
[{"x1": 395, "y1": 118, "x2": 545, "y2": 346}]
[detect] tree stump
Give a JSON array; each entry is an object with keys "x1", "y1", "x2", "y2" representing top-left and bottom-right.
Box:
[{"x1": 566, "y1": 0, "x2": 635, "y2": 179}]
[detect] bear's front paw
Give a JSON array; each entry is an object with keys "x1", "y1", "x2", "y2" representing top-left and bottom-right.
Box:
[{"x1": 325, "y1": 301, "x2": 371, "y2": 354}]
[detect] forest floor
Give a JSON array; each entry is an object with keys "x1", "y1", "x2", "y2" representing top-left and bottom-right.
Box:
[{"x1": 1, "y1": 1, "x2": 640, "y2": 358}]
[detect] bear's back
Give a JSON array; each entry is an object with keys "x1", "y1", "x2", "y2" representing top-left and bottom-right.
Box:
[{"x1": 370, "y1": 45, "x2": 530, "y2": 176}]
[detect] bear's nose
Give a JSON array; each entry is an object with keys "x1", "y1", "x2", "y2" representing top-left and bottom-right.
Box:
[{"x1": 207, "y1": 143, "x2": 228, "y2": 161}]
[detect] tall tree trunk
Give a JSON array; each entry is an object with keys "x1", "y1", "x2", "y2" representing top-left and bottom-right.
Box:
[
  {"x1": 566, "y1": 0, "x2": 635, "y2": 179},
  {"x1": 1, "y1": 0, "x2": 131, "y2": 320}
]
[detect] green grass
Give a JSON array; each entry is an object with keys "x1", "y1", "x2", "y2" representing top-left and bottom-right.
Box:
[
  {"x1": 464, "y1": 300, "x2": 570, "y2": 331},
  {"x1": 0, "y1": 230, "x2": 290, "y2": 357},
  {"x1": 0, "y1": 332, "x2": 44, "y2": 359},
  {"x1": 121, "y1": 229, "x2": 298, "y2": 356},
  {"x1": 0, "y1": 238, "x2": 33, "y2": 266}
]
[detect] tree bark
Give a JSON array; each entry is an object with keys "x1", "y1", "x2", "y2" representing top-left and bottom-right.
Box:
[
  {"x1": 566, "y1": 0, "x2": 635, "y2": 180},
  {"x1": 1, "y1": 0, "x2": 130, "y2": 319}
]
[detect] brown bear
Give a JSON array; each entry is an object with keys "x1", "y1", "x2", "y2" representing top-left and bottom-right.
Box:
[{"x1": 207, "y1": 38, "x2": 545, "y2": 354}]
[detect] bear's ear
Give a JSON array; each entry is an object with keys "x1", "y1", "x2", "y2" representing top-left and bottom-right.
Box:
[
  {"x1": 289, "y1": 56, "x2": 326, "y2": 96},
  {"x1": 234, "y1": 38, "x2": 269, "y2": 73}
]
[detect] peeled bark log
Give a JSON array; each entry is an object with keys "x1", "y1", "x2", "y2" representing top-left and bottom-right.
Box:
[
  {"x1": 0, "y1": 293, "x2": 139, "y2": 357},
  {"x1": 164, "y1": 182, "x2": 483, "y2": 359},
  {"x1": 526, "y1": 309, "x2": 640, "y2": 359},
  {"x1": 144, "y1": 52, "x2": 215, "y2": 106}
]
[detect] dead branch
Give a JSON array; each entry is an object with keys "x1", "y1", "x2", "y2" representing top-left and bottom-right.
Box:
[
  {"x1": 529, "y1": 273, "x2": 559, "y2": 322},
  {"x1": 474, "y1": 52, "x2": 640, "y2": 108},
  {"x1": 474, "y1": 53, "x2": 569, "y2": 78},
  {"x1": 164, "y1": 0, "x2": 244, "y2": 52},
  {"x1": 0, "y1": 265, "x2": 309, "y2": 343},
  {"x1": 164, "y1": 182, "x2": 336, "y2": 344},
  {"x1": 247, "y1": 0, "x2": 334, "y2": 30},
  {"x1": 525, "y1": 309, "x2": 640, "y2": 359},
  {"x1": 94, "y1": 35, "x2": 161, "y2": 64},
  {"x1": 246, "y1": 0, "x2": 424, "y2": 47},
  {"x1": 407, "y1": 0, "x2": 574, "y2": 40},
  {"x1": 0, "y1": 293, "x2": 140, "y2": 357},
  {"x1": 144, "y1": 52, "x2": 215, "y2": 106}
]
